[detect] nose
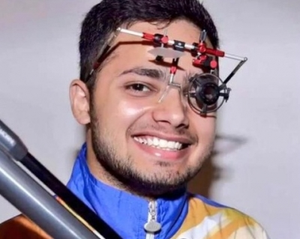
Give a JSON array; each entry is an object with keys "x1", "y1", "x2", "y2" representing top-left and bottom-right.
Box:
[{"x1": 152, "y1": 87, "x2": 189, "y2": 128}]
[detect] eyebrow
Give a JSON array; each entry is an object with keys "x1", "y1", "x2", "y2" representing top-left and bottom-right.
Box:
[
  {"x1": 119, "y1": 66, "x2": 203, "y2": 84},
  {"x1": 119, "y1": 67, "x2": 166, "y2": 80}
]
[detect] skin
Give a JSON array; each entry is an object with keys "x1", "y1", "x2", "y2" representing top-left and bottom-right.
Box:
[{"x1": 69, "y1": 20, "x2": 217, "y2": 197}]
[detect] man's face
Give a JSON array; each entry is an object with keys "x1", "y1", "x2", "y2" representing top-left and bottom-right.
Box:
[{"x1": 78, "y1": 20, "x2": 216, "y2": 196}]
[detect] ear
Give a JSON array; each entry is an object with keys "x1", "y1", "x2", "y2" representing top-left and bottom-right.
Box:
[{"x1": 69, "y1": 79, "x2": 91, "y2": 125}]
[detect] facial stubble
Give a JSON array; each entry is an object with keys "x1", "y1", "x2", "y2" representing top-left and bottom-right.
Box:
[{"x1": 89, "y1": 102, "x2": 214, "y2": 197}]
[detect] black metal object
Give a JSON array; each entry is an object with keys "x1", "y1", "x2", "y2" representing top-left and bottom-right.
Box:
[{"x1": 0, "y1": 119, "x2": 121, "y2": 239}]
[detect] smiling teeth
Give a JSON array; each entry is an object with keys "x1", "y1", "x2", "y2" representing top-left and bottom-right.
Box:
[{"x1": 134, "y1": 137, "x2": 183, "y2": 150}]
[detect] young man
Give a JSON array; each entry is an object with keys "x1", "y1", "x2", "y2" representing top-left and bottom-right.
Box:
[{"x1": 0, "y1": 0, "x2": 269, "y2": 238}]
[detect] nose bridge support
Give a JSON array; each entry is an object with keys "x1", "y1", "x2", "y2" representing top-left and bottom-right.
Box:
[
  {"x1": 154, "y1": 77, "x2": 188, "y2": 127},
  {"x1": 158, "y1": 57, "x2": 182, "y2": 103},
  {"x1": 158, "y1": 76, "x2": 182, "y2": 104}
]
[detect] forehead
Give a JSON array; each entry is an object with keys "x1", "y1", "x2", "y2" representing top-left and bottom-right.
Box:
[{"x1": 100, "y1": 20, "x2": 213, "y2": 79}]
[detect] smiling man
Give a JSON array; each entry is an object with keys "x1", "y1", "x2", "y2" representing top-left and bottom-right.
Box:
[
  {"x1": 0, "y1": 0, "x2": 269, "y2": 238},
  {"x1": 73, "y1": 20, "x2": 217, "y2": 198}
]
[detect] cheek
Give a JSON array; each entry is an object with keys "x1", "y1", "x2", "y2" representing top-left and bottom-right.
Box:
[
  {"x1": 117, "y1": 100, "x2": 147, "y2": 118},
  {"x1": 101, "y1": 97, "x2": 153, "y2": 127},
  {"x1": 193, "y1": 116, "x2": 216, "y2": 141}
]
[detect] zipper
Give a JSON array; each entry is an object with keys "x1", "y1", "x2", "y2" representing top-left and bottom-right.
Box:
[{"x1": 144, "y1": 201, "x2": 161, "y2": 239}]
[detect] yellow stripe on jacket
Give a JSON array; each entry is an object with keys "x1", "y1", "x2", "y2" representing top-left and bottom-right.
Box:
[{"x1": 171, "y1": 196, "x2": 269, "y2": 239}]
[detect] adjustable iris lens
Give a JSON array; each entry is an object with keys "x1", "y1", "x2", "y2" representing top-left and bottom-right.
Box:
[
  {"x1": 187, "y1": 73, "x2": 227, "y2": 114},
  {"x1": 196, "y1": 81, "x2": 219, "y2": 105}
]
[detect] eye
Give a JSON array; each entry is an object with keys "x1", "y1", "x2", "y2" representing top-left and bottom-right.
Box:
[
  {"x1": 124, "y1": 82, "x2": 156, "y2": 97},
  {"x1": 127, "y1": 83, "x2": 151, "y2": 92}
]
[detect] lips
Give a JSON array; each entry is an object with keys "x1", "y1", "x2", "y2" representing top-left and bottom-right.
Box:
[{"x1": 131, "y1": 131, "x2": 194, "y2": 161}]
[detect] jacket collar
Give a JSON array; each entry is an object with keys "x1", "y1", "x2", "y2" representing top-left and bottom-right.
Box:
[{"x1": 67, "y1": 144, "x2": 188, "y2": 239}]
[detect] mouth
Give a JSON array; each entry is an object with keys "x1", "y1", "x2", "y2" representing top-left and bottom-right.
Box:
[{"x1": 133, "y1": 136, "x2": 190, "y2": 151}]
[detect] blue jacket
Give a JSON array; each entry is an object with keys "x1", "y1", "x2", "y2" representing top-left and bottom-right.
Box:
[{"x1": 67, "y1": 144, "x2": 269, "y2": 239}]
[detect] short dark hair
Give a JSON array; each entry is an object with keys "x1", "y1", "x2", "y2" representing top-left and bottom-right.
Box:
[{"x1": 79, "y1": 0, "x2": 219, "y2": 89}]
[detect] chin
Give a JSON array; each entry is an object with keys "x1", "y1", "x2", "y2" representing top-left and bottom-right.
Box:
[{"x1": 120, "y1": 166, "x2": 196, "y2": 197}]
